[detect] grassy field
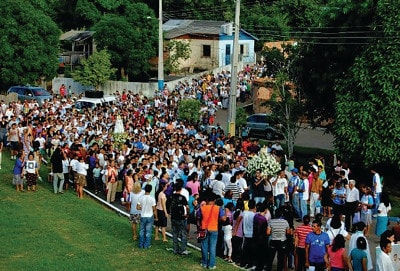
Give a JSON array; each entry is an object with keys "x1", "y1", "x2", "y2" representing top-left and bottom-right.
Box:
[{"x1": 0, "y1": 150, "x2": 234, "y2": 271}]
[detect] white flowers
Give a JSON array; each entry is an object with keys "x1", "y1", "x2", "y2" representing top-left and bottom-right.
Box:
[{"x1": 247, "y1": 152, "x2": 281, "y2": 177}]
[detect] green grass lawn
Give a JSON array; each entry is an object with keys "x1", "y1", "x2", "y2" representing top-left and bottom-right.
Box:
[{"x1": 0, "y1": 150, "x2": 234, "y2": 271}]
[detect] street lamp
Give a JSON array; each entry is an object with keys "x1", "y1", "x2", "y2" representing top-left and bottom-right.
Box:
[{"x1": 158, "y1": 0, "x2": 164, "y2": 91}]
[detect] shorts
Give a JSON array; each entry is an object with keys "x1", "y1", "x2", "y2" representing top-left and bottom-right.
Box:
[
  {"x1": 155, "y1": 209, "x2": 167, "y2": 227},
  {"x1": 129, "y1": 214, "x2": 141, "y2": 224},
  {"x1": 76, "y1": 174, "x2": 87, "y2": 186},
  {"x1": 13, "y1": 174, "x2": 23, "y2": 185},
  {"x1": 10, "y1": 141, "x2": 19, "y2": 151}
]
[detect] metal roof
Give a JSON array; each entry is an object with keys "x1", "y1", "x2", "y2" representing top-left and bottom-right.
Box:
[
  {"x1": 60, "y1": 30, "x2": 94, "y2": 42},
  {"x1": 163, "y1": 20, "x2": 228, "y2": 39}
]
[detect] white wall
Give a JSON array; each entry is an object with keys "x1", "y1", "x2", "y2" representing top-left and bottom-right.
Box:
[{"x1": 51, "y1": 62, "x2": 245, "y2": 98}]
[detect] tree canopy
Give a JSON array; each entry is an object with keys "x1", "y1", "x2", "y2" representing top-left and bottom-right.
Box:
[
  {"x1": 334, "y1": 0, "x2": 400, "y2": 167},
  {"x1": 0, "y1": 0, "x2": 60, "y2": 89},
  {"x1": 92, "y1": 2, "x2": 158, "y2": 80},
  {"x1": 73, "y1": 49, "x2": 116, "y2": 90}
]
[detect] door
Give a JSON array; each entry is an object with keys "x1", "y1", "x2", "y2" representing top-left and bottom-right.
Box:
[{"x1": 225, "y1": 44, "x2": 231, "y2": 65}]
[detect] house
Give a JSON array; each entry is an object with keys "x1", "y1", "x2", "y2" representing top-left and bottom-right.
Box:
[
  {"x1": 163, "y1": 19, "x2": 258, "y2": 71},
  {"x1": 59, "y1": 30, "x2": 95, "y2": 72}
]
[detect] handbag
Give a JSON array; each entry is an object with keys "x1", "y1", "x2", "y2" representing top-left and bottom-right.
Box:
[{"x1": 197, "y1": 205, "x2": 214, "y2": 241}]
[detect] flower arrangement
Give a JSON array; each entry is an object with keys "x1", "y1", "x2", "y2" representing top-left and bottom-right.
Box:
[
  {"x1": 112, "y1": 132, "x2": 129, "y2": 150},
  {"x1": 246, "y1": 152, "x2": 281, "y2": 177}
]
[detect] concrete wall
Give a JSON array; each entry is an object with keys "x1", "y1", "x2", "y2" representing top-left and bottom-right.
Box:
[{"x1": 51, "y1": 62, "x2": 245, "y2": 98}]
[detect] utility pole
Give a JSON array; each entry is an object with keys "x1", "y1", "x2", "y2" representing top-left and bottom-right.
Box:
[
  {"x1": 228, "y1": 0, "x2": 240, "y2": 136},
  {"x1": 158, "y1": 0, "x2": 164, "y2": 91}
]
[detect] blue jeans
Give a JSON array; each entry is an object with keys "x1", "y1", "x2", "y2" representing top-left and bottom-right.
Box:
[
  {"x1": 274, "y1": 194, "x2": 285, "y2": 209},
  {"x1": 300, "y1": 199, "x2": 308, "y2": 220},
  {"x1": 374, "y1": 193, "x2": 381, "y2": 214},
  {"x1": 292, "y1": 193, "x2": 300, "y2": 217},
  {"x1": 201, "y1": 230, "x2": 218, "y2": 268},
  {"x1": 139, "y1": 216, "x2": 154, "y2": 248},
  {"x1": 172, "y1": 219, "x2": 187, "y2": 253},
  {"x1": 254, "y1": 197, "x2": 265, "y2": 204}
]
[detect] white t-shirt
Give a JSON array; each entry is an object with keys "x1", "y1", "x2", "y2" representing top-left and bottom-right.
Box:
[
  {"x1": 377, "y1": 203, "x2": 391, "y2": 217},
  {"x1": 138, "y1": 194, "x2": 156, "y2": 218},
  {"x1": 274, "y1": 177, "x2": 288, "y2": 196}
]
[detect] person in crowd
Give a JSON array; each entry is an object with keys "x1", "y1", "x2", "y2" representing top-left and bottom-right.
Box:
[
  {"x1": 297, "y1": 171, "x2": 310, "y2": 222},
  {"x1": 266, "y1": 207, "x2": 292, "y2": 271},
  {"x1": 305, "y1": 220, "x2": 330, "y2": 271},
  {"x1": 238, "y1": 199, "x2": 257, "y2": 269},
  {"x1": 8, "y1": 122, "x2": 20, "y2": 160},
  {"x1": 272, "y1": 170, "x2": 288, "y2": 209},
  {"x1": 198, "y1": 192, "x2": 226, "y2": 269},
  {"x1": 309, "y1": 168, "x2": 323, "y2": 218},
  {"x1": 253, "y1": 203, "x2": 269, "y2": 271},
  {"x1": 359, "y1": 185, "x2": 374, "y2": 237},
  {"x1": 290, "y1": 168, "x2": 301, "y2": 219},
  {"x1": 252, "y1": 169, "x2": 266, "y2": 204},
  {"x1": 380, "y1": 229, "x2": 396, "y2": 244},
  {"x1": 222, "y1": 202, "x2": 234, "y2": 263},
  {"x1": 331, "y1": 181, "x2": 346, "y2": 216},
  {"x1": 128, "y1": 182, "x2": 144, "y2": 241},
  {"x1": 349, "y1": 236, "x2": 368, "y2": 271},
  {"x1": 326, "y1": 214, "x2": 350, "y2": 244},
  {"x1": 25, "y1": 152, "x2": 38, "y2": 192},
  {"x1": 106, "y1": 159, "x2": 118, "y2": 203},
  {"x1": 376, "y1": 239, "x2": 395, "y2": 271},
  {"x1": 345, "y1": 179, "x2": 360, "y2": 231},
  {"x1": 375, "y1": 192, "x2": 391, "y2": 236},
  {"x1": 294, "y1": 215, "x2": 313, "y2": 271},
  {"x1": 12, "y1": 152, "x2": 25, "y2": 192},
  {"x1": 50, "y1": 146, "x2": 65, "y2": 194},
  {"x1": 170, "y1": 181, "x2": 189, "y2": 255},
  {"x1": 325, "y1": 234, "x2": 350, "y2": 271},
  {"x1": 232, "y1": 199, "x2": 245, "y2": 265},
  {"x1": 154, "y1": 181, "x2": 168, "y2": 242},
  {"x1": 75, "y1": 155, "x2": 88, "y2": 198},
  {"x1": 348, "y1": 222, "x2": 373, "y2": 271},
  {"x1": 137, "y1": 184, "x2": 157, "y2": 249},
  {"x1": 370, "y1": 168, "x2": 382, "y2": 215}
]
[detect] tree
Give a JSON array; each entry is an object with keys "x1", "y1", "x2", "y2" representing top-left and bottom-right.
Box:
[
  {"x1": 293, "y1": 0, "x2": 376, "y2": 129},
  {"x1": 334, "y1": 0, "x2": 400, "y2": 167},
  {"x1": 262, "y1": 45, "x2": 305, "y2": 157},
  {"x1": 0, "y1": 0, "x2": 60, "y2": 89},
  {"x1": 92, "y1": 2, "x2": 158, "y2": 80},
  {"x1": 73, "y1": 50, "x2": 116, "y2": 90},
  {"x1": 164, "y1": 40, "x2": 191, "y2": 74},
  {"x1": 177, "y1": 99, "x2": 201, "y2": 124}
]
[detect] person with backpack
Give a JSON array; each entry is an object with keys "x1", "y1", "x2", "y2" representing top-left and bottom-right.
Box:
[{"x1": 169, "y1": 182, "x2": 189, "y2": 255}]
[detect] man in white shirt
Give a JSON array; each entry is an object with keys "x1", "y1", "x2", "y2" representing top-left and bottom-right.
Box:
[
  {"x1": 345, "y1": 179, "x2": 360, "y2": 231},
  {"x1": 137, "y1": 184, "x2": 157, "y2": 249},
  {"x1": 376, "y1": 239, "x2": 395, "y2": 271},
  {"x1": 272, "y1": 170, "x2": 288, "y2": 209},
  {"x1": 371, "y1": 168, "x2": 382, "y2": 215}
]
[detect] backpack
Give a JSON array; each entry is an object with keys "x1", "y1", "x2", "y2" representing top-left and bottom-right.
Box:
[{"x1": 169, "y1": 193, "x2": 187, "y2": 219}]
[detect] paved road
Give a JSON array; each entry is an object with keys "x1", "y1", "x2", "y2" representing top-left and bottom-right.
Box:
[{"x1": 214, "y1": 104, "x2": 334, "y2": 150}]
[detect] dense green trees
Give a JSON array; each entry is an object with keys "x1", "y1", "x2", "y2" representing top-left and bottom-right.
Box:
[
  {"x1": 73, "y1": 50, "x2": 116, "y2": 90},
  {"x1": 334, "y1": 0, "x2": 400, "y2": 167},
  {"x1": 0, "y1": 0, "x2": 60, "y2": 89}
]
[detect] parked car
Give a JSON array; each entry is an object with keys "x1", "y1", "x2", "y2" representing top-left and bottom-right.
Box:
[
  {"x1": 73, "y1": 96, "x2": 116, "y2": 110},
  {"x1": 241, "y1": 113, "x2": 283, "y2": 140},
  {"x1": 7, "y1": 86, "x2": 53, "y2": 106}
]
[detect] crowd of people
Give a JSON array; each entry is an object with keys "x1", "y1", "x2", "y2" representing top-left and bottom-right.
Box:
[{"x1": 1, "y1": 63, "x2": 398, "y2": 270}]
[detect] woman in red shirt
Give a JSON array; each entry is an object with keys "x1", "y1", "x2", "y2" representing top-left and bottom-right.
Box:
[{"x1": 325, "y1": 234, "x2": 350, "y2": 271}]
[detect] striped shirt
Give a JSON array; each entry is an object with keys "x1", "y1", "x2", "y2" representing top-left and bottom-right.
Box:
[
  {"x1": 268, "y1": 218, "x2": 289, "y2": 241},
  {"x1": 295, "y1": 224, "x2": 313, "y2": 248}
]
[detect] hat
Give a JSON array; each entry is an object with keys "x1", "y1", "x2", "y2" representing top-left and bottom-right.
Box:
[{"x1": 291, "y1": 168, "x2": 299, "y2": 173}]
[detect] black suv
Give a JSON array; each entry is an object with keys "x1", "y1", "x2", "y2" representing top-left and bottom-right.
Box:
[{"x1": 241, "y1": 113, "x2": 283, "y2": 140}]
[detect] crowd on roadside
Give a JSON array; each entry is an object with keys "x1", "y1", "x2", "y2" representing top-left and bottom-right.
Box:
[{"x1": 0, "y1": 63, "x2": 398, "y2": 270}]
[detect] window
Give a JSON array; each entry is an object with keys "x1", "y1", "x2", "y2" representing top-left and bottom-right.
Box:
[
  {"x1": 240, "y1": 43, "x2": 249, "y2": 56},
  {"x1": 203, "y1": 45, "x2": 211, "y2": 57}
]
